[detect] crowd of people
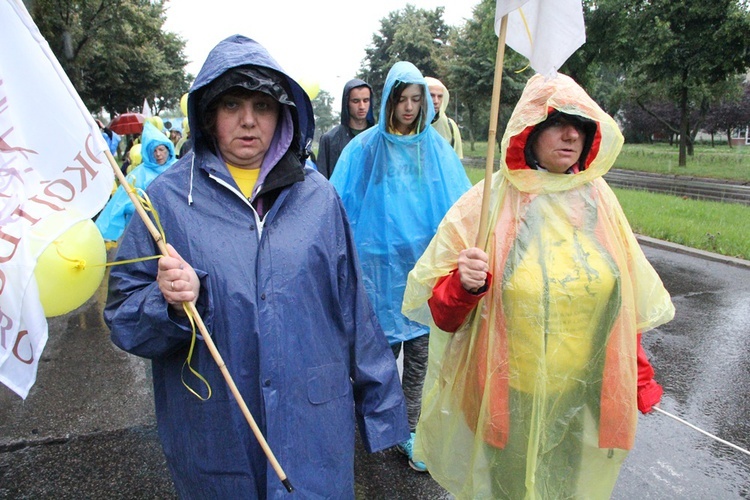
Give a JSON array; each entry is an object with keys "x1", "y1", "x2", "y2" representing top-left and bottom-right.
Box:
[{"x1": 98, "y1": 34, "x2": 674, "y2": 499}]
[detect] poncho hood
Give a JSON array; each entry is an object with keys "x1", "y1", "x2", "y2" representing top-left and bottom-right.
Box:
[
  {"x1": 140, "y1": 121, "x2": 176, "y2": 171},
  {"x1": 501, "y1": 73, "x2": 623, "y2": 194},
  {"x1": 378, "y1": 61, "x2": 435, "y2": 140},
  {"x1": 424, "y1": 76, "x2": 451, "y2": 116}
]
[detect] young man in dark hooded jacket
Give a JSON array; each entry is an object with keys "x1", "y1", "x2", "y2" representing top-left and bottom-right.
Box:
[
  {"x1": 316, "y1": 78, "x2": 375, "y2": 178},
  {"x1": 104, "y1": 35, "x2": 408, "y2": 498}
]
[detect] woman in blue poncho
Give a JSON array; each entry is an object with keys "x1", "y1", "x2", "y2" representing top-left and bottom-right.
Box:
[
  {"x1": 331, "y1": 61, "x2": 471, "y2": 472},
  {"x1": 95, "y1": 121, "x2": 176, "y2": 241}
]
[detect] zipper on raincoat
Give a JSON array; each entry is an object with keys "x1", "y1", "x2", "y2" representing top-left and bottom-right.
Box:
[{"x1": 209, "y1": 173, "x2": 264, "y2": 238}]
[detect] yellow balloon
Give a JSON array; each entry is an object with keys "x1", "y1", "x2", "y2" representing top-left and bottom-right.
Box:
[
  {"x1": 180, "y1": 93, "x2": 189, "y2": 117},
  {"x1": 129, "y1": 143, "x2": 142, "y2": 167},
  {"x1": 150, "y1": 116, "x2": 164, "y2": 132},
  {"x1": 298, "y1": 79, "x2": 320, "y2": 101},
  {"x1": 33, "y1": 216, "x2": 106, "y2": 317}
]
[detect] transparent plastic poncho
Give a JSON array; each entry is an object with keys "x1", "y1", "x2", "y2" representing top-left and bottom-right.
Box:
[{"x1": 403, "y1": 74, "x2": 675, "y2": 499}]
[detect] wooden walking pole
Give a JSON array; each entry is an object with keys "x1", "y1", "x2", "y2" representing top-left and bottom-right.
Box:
[
  {"x1": 103, "y1": 150, "x2": 294, "y2": 493},
  {"x1": 476, "y1": 14, "x2": 509, "y2": 249}
]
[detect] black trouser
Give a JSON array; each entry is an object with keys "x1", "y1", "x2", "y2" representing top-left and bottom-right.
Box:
[{"x1": 391, "y1": 334, "x2": 429, "y2": 432}]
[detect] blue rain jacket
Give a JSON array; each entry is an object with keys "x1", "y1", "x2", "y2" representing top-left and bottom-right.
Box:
[
  {"x1": 104, "y1": 35, "x2": 408, "y2": 499},
  {"x1": 330, "y1": 61, "x2": 471, "y2": 345},
  {"x1": 95, "y1": 121, "x2": 175, "y2": 240}
]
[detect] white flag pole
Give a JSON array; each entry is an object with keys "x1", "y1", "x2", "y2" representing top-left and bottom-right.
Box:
[{"x1": 476, "y1": 14, "x2": 509, "y2": 248}]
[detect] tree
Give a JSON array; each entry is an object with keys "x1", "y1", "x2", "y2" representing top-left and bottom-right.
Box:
[
  {"x1": 704, "y1": 80, "x2": 750, "y2": 148},
  {"x1": 29, "y1": 0, "x2": 191, "y2": 116},
  {"x1": 359, "y1": 5, "x2": 452, "y2": 97},
  {"x1": 311, "y1": 89, "x2": 336, "y2": 141},
  {"x1": 586, "y1": 0, "x2": 750, "y2": 165}
]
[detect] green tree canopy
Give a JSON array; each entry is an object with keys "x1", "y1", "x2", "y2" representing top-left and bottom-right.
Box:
[
  {"x1": 29, "y1": 0, "x2": 192, "y2": 116},
  {"x1": 583, "y1": 0, "x2": 750, "y2": 164},
  {"x1": 311, "y1": 89, "x2": 336, "y2": 140},
  {"x1": 446, "y1": 0, "x2": 527, "y2": 150},
  {"x1": 359, "y1": 4, "x2": 452, "y2": 97}
]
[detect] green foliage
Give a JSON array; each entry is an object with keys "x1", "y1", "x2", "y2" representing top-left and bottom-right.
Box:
[
  {"x1": 581, "y1": 0, "x2": 750, "y2": 165},
  {"x1": 614, "y1": 143, "x2": 750, "y2": 180},
  {"x1": 312, "y1": 89, "x2": 337, "y2": 137},
  {"x1": 30, "y1": 0, "x2": 191, "y2": 116},
  {"x1": 465, "y1": 142, "x2": 750, "y2": 181},
  {"x1": 359, "y1": 5, "x2": 452, "y2": 97},
  {"x1": 445, "y1": 0, "x2": 527, "y2": 148}
]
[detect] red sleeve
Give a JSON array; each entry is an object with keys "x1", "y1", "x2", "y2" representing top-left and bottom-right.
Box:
[
  {"x1": 427, "y1": 270, "x2": 493, "y2": 333},
  {"x1": 637, "y1": 333, "x2": 663, "y2": 414}
]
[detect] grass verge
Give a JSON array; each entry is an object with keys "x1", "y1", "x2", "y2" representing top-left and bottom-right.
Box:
[{"x1": 613, "y1": 188, "x2": 750, "y2": 261}]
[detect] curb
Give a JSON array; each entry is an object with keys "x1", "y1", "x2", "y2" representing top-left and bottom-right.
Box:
[{"x1": 636, "y1": 235, "x2": 750, "y2": 269}]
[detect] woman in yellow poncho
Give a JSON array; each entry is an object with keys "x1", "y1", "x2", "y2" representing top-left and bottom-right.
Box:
[{"x1": 402, "y1": 73, "x2": 675, "y2": 499}]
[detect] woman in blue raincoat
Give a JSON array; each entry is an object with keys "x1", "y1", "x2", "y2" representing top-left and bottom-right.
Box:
[
  {"x1": 330, "y1": 61, "x2": 471, "y2": 472},
  {"x1": 104, "y1": 35, "x2": 409, "y2": 498},
  {"x1": 95, "y1": 121, "x2": 175, "y2": 241}
]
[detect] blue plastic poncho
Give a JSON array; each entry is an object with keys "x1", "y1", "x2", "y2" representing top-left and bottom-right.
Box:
[
  {"x1": 104, "y1": 35, "x2": 408, "y2": 498},
  {"x1": 330, "y1": 61, "x2": 471, "y2": 345},
  {"x1": 95, "y1": 121, "x2": 175, "y2": 240}
]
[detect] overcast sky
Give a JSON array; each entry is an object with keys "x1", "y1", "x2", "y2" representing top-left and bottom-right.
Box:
[{"x1": 163, "y1": 0, "x2": 478, "y2": 109}]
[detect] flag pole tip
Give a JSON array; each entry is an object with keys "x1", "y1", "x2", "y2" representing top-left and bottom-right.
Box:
[{"x1": 282, "y1": 478, "x2": 294, "y2": 493}]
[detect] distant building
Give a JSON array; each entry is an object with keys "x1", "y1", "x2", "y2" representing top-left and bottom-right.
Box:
[{"x1": 730, "y1": 126, "x2": 750, "y2": 147}]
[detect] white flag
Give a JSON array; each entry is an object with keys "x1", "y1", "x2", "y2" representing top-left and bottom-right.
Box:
[
  {"x1": 0, "y1": 0, "x2": 114, "y2": 398},
  {"x1": 495, "y1": 0, "x2": 585, "y2": 78},
  {"x1": 141, "y1": 98, "x2": 152, "y2": 118}
]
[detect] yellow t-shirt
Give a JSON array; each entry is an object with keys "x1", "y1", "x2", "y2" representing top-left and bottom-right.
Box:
[
  {"x1": 504, "y1": 220, "x2": 617, "y2": 394},
  {"x1": 226, "y1": 163, "x2": 260, "y2": 199}
]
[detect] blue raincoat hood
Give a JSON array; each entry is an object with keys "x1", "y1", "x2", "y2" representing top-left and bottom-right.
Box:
[
  {"x1": 188, "y1": 35, "x2": 314, "y2": 160},
  {"x1": 378, "y1": 61, "x2": 434, "y2": 138},
  {"x1": 140, "y1": 121, "x2": 176, "y2": 170},
  {"x1": 330, "y1": 61, "x2": 471, "y2": 344}
]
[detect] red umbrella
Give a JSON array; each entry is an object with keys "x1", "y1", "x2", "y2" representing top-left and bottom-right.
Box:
[{"x1": 108, "y1": 112, "x2": 145, "y2": 135}]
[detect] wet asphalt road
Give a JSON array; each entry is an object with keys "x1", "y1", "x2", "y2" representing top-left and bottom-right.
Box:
[{"x1": 1, "y1": 242, "x2": 749, "y2": 499}]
